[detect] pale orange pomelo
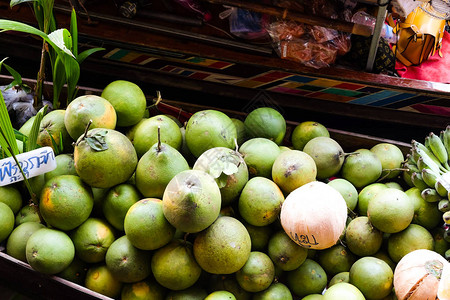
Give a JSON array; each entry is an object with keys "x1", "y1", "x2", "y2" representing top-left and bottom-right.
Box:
[
  {"x1": 39, "y1": 174, "x2": 94, "y2": 231},
  {"x1": 64, "y1": 94, "x2": 117, "y2": 140}
]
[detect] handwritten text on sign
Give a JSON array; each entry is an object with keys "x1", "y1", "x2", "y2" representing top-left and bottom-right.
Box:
[{"x1": 0, "y1": 147, "x2": 56, "y2": 186}]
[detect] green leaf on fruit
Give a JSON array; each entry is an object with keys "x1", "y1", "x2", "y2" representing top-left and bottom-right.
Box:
[
  {"x1": 216, "y1": 173, "x2": 228, "y2": 188},
  {"x1": 85, "y1": 130, "x2": 108, "y2": 151}
]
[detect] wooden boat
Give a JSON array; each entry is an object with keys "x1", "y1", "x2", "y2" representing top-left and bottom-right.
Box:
[
  {"x1": 0, "y1": 73, "x2": 413, "y2": 299},
  {"x1": 0, "y1": 0, "x2": 449, "y2": 143}
]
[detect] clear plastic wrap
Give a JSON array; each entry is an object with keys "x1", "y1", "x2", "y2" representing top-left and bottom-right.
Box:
[
  {"x1": 1, "y1": 85, "x2": 40, "y2": 129},
  {"x1": 226, "y1": 7, "x2": 270, "y2": 41},
  {"x1": 268, "y1": 21, "x2": 350, "y2": 68}
]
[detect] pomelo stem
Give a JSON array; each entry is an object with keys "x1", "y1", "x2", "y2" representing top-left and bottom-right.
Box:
[
  {"x1": 343, "y1": 152, "x2": 359, "y2": 157},
  {"x1": 75, "y1": 119, "x2": 93, "y2": 146},
  {"x1": 157, "y1": 125, "x2": 161, "y2": 152},
  {"x1": 376, "y1": 168, "x2": 409, "y2": 182}
]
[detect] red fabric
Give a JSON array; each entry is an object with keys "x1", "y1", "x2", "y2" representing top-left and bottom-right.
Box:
[{"x1": 395, "y1": 31, "x2": 450, "y2": 83}]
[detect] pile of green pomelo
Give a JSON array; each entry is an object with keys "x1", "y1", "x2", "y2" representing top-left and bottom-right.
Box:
[{"x1": 1, "y1": 79, "x2": 449, "y2": 300}]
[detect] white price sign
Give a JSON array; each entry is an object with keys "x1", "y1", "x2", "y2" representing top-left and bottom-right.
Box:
[{"x1": 0, "y1": 147, "x2": 56, "y2": 186}]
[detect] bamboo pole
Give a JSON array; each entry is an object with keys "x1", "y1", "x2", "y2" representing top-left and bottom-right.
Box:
[{"x1": 201, "y1": 0, "x2": 373, "y2": 36}]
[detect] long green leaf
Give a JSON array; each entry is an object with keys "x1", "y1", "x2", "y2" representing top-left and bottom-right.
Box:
[
  {"x1": 4, "y1": 63, "x2": 31, "y2": 93},
  {"x1": 26, "y1": 105, "x2": 47, "y2": 152},
  {"x1": 32, "y1": 1, "x2": 45, "y2": 32},
  {"x1": 0, "y1": 58, "x2": 19, "y2": 156},
  {"x1": 70, "y1": 8, "x2": 78, "y2": 58},
  {"x1": 63, "y1": 54, "x2": 80, "y2": 103},
  {"x1": 48, "y1": 28, "x2": 75, "y2": 58},
  {"x1": 10, "y1": 0, "x2": 35, "y2": 6},
  {"x1": 42, "y1": 0, "x2": 54, "y2": 33},
  {"x1": 0, "y1": 20, "x2": 75, "y2": 59},
  {"x1": 77, "y1": 47, "x2": 105, "y2": 64},
  {"x1": 52, "y1": 56, "x2": 66, "y2": 108},
  {"x1": 14, "y1": 129, "x2": 28, "y2": 143}
]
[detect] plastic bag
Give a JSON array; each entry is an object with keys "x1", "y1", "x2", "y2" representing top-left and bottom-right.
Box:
[
  {"x1": 328, "y1": 32, "x2": 352, "y2": 56},
  {"x1": 310, "y1": 26, "x2": 339, "y2": 43},
  {"x1": 267, "y1": 21, "x2": 307, "y2": 42},
  {"x1": 1, "y1": 85, "x2": 39, "y2": 129},
  {"x1": 225, "y1": 7, "x2": 270, "y2": 41}
]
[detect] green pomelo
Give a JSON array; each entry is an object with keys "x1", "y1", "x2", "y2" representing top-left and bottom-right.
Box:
[
  {"x1": 253, "y1": 282, "x2": 293, "y2": 300},
  {"x1": 101, "y1": 80, "x2": 146, "y2": 127},
  {"x1": 272, "y1": 150, "x2": 317, "y2": 194},
  {"x1": 405, "y1": 187, "x2": 442, "y2": 230},
  {"x1": 105, "y1": 235, "x2": 151, "y2": 283},
  {"x1": 102, "y1": 183, "x2": 141, "y2": 231},
  {"x1": 37, "y1": 109, "x2": 74, "y2": 153},
  {"x1": 327, "y1": 178, "x2": 358, "y2": 211},
  {"x1": 124, "y1": 198, "x2": 175, "y2": 250},
  {"x1": 132, "y1": 114, "x2": 182, "y2": 157},
  {"x1": 235, "y1": 251, "x2": 275, "y2": 293},
  {"x1": 268, "y1": 230, "x2": 308, "y2": 271},
  {"x1": 244, "y1": 222, "x2": 273, "y2": 251},
  {"x1": 385, "y1": 181, "x2": 404, "y2": 190},
  {"x1": 349, "y1": 256, "x2": 393, "y2": 299},
  {"x1": 193, "y1": 216, "x2": 251, "y2": 274},
  {"x1": 6, "y1": 222, "x2": 45, "y2": 262},
  {"x1": 291, "y1": 121, "x2": 329, "y2": 151},
  {"x1": 323, "y1": 283, "x2": 365, "y2": 300},
  {"x1": 151, "y1": 239, "x2": 201, "y2": 291},
  {"x1": 74, "y1": 128, "x2": 138, "y2": 189},
  {"x1": 165, "y1": 285, "x2": 208, "y2": 300},
  {"x1": 193, "y1": 147, "x2": 249, "y2": 206},
  {"x1": 301, "y1": 294, "x2": 324, "y2": 300},
  {"x1": 279, "y1": 145, "x2": 291, "y2": 152},
  {"x1": 303, "y1": 137, "x2": 345, "y2": 180},
  {"x1": 244, "y1": 107, "x2": 286, "y2": 145},
  {"x1": 341, "y1": 149, "x2": 382, "y2": 189},
  {"x1": 345, "y1": 216, "x2": 383, "y2": 256},
  {"x1": 26, "y1": 228, "x2": 75, "y2": 274},
  {"x1": 329, "y1": 271, "x2": 350, "y2": 287},
  {"x1": 432, "y1": 227, "x2": 450, "y2": 257},
  {"x1": 85, "y1": 264, "x2": 123, "y2": 298},
  {"x1": 370, "y1": 143, "x2": 404, "y2": 179},
  {"x1": 286, "y1": 259, "x2": 327, "y2": 298},
  {"x1": 373, "y1": 250, "x2": 396, "y2": 271},
  {"x1": 231, "y1": 118, "x2": 247, "y2": 146},
  {"x1": 387, "y1": 224, "x2": 434, "y2": 263},
  {"x1": 135, "y1": 142, "x2": 189, "y2": 198},
  {"x1": 57, "y1": 257, "x2": 88, "y2": 285},
  {"x1": 367, "y1": 188, "x2": 414, "y2": 233},
  {"x1": 125, "y1": 118, "x2": 147, "y2": 143},
  {"x1": 357, "y1": 183, "x2": 388, "y2": 216},
  {"x1": 15, "y1": 205, "x2": 41, "y2": 226},
  {"x1": 317, "y1": 244, "x2": 356, "y2": 276},
  {"x1": 209, "y1": 274, "x2": 251, "y2": 300},
  {"x1": 121, "y1": 279, "x2": 166, "y2": 300},
  {"x1": 19, "y1": 115, "x2": 35, "y2": 136},
  {"x1": 163, "y1": 170, "x2": 221, "y2": 233},
  {"x1": 238, "y1": 177, "x2": 284, "y2": 226},
  {"x1": 239, "y1": 138, "x2": 280, "y2": 178},
  {"x1": 28, "y1": 173, "x2": 46, "y2": 201},
  {"x1": 179, "y1": 125, "x2": 196, "y2": 166},
  {"x1": 90, "y1": 187, "x2": 109, "y2": 218},
  {"x1": 64, "y1": 94, "x2": 117, "y2": 140},
  {"x1": 70, "y1": 217, "x2": 115, "y2": 263},
  {"x1": 205, "y1": 291, "x2": 237, "y2": 300},
  {"x1": 44, "y1": 153, "x2": 77, "y2": 182},
  {"x1": 39, "y1": 175, "x2": 94, "y2": 231},
  {"x1": 185, "y1": 110, "x2": 237, "y2": 158},
  {"x1": 0, "y1": 185, "x2": 22, "y2": 214}
]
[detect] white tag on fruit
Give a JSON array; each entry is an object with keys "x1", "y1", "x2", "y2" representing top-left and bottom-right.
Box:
[{"x1": 0, "y1": 147, "x2": 56, "y2": 186}]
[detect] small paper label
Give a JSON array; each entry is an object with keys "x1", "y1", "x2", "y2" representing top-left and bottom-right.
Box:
[{"x1": 0, "y1": 147, "x2": 56, "y2": 186}]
